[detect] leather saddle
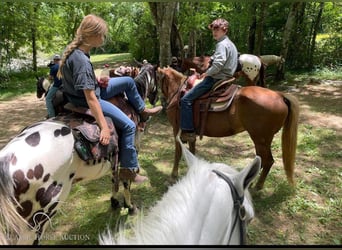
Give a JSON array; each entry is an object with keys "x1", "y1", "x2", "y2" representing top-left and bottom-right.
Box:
[
  {"x1": 181, "y1": 76, "x2": 240, "y2": 139},
  {"x1": 52, "y1": 103, "x2": 119, "y2": 168}
]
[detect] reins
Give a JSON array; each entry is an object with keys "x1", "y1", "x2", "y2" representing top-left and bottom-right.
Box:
[
  {"x1": 212, "y1": 169, "x2": 247, "y2": 245},
  {"x1": 164, "y1": 77, "x2": 188, "y2": 110}
]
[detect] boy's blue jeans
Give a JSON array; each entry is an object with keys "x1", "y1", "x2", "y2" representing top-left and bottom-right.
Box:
[{"x1": 180, "y1": 76, "x2": 215, "y2": 131}]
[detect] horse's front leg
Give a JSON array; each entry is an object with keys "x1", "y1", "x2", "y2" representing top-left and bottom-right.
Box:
[
  {"x1": 122, "y1": 180, "x2": 138, "y2": 215},
  {"x1": 170, "y1": 135, "x2": 182, "y2": 183},
  {"x1": 110, "y1": 169, "x2": 120, "y2": 209},
  {"x1": 188, "y1": 140, "x2": 196, "y2": 154}
]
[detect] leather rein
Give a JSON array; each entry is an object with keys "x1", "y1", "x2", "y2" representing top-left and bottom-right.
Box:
[{"x1": 212, "y1": 169, "x2": 247, "y2": 245}]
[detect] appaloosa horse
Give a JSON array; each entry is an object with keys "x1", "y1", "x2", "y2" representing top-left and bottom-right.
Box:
[
  {"x1": 157, "y1": 67, "x2": 299, "y2": 190},
  {"x1": 0, "y1": 120, "x2": 118, "y2": 244},
  {"x1": 180, "y1": 54, "x2": 266, "y2": 87}
]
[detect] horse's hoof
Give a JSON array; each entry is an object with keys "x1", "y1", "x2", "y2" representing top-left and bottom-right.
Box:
[
  {"x1": 128, "y1": 205, "x2": 139, "y2": 215},
  {"x1": 124, "y1": 202, "x2": 139, "y2": 215},
  {"x1": 166, "y1": 176, "x2": 177, "y2": 186},
  {"x1": 110, "y1": 197, "x2": 121, "y2": 209}
]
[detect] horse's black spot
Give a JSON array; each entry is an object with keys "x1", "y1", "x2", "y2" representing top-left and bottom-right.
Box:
[
  {"x1": 33, "y1": 164, "x2": 44, "y2": 179},
  {"x1": 61, "y1": 126, "x2": 71, "y2": 136},
  {"x1": 36, "y1": 187, "x2": 46, "y2": 203},
  {"x1": 48, "y1": 201, "x2": 59, "y2": 213},
  {"x1": 43, "y1": 173, "x2": 50, "y2": 182},
  {"x1": 54, "y1": 126, "x2": 71, "y2": 137},
  {"x1": 26, "y1": 164, "x2": 44, "y2": 180},
  {"x1": 13, "y1": 170, "x2": 30, "y2": 198},
  {"x1": 36, "y1": 181, "x2": 63, "y2": 208},
  {"x1": 54, "y1": 129, "x2": 61, "y2": 137},
  {"x1": 25, "y1": 132, "x2": 41, "y2": 147},
  {"x1": 69, "y1": 173, "x2": 75, "y2": 179},
  {"x1": 17, "y1": 200, "x2": 33, "y2": 218},
  {"x1": 27, "y1": 169, "x2": 34, "y2": 179}
]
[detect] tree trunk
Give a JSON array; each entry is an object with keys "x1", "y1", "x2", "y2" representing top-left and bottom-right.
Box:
[
  {"x1": 276, "y1": 2, "x2": 302, "y2": 81},
  {"x1": 149, "y1": 2, "x2": 178, "y2": 67},
  {"x1": 248, "y1": 3, "x2": 257, "y2": 54},
  {"x1": 308, "y1": 2, "x2": 324, "y2": 70},
  {"x1": 188, "y1": 30, "x2": 196, "y2": 58},
  {"x1": 31, "y1": 3, "x2": 39, "y2": 72},
  {"x1": 255, "y1": 2, "x2": 267, "y2": 55}
]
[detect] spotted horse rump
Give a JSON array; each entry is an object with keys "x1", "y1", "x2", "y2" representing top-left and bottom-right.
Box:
[{"x1": 0, "y1": 120, "x2": 118, "y2": 245}]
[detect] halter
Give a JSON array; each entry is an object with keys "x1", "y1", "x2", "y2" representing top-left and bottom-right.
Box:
[{"x1": 212, "y1": 169, "x2": 247, "y2": 245}]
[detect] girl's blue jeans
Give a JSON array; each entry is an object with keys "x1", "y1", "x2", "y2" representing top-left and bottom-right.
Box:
[{"x1": 100, "y1": 77, "x2": 146, "y2": 169}]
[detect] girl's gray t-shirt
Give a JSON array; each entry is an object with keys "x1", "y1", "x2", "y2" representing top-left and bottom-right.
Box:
[{"x1": 62, "y1": 49, "x2": 100, "y2": 107}]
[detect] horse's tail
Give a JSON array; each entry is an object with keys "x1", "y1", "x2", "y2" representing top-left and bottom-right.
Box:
[
  {"x1": 281, "y1": 93, "x2": 299, "y2": 186},
  {"x1": 0, "y1": 154, "x2": 28, "y2": 245}
]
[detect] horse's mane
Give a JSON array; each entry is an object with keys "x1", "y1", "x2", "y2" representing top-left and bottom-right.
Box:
[
  {"x1": 100, "y1": 143, "x2": 255, "y2": 245},
  {"x1": 162, "y1": 66, "x2": 187, "y2": 86}
]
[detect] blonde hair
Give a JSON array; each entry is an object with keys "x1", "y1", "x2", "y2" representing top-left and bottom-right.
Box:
[{"x1": 57, "y1": 14, "x2": 108, "y2": 78}]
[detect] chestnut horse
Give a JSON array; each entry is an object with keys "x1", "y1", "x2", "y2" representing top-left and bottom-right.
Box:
[{"x1": 157, "y1": 67, "x2": 299, "y2": 190}]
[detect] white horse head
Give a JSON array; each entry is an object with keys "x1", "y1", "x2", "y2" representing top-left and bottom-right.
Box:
[{"x1": 100, "y1": 134, "x2": 260, "y2": 245}]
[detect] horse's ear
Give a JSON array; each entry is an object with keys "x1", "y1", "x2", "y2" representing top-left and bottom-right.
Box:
[{"x1": 238, "y1": 156, "x2": 261, "y2": 190}]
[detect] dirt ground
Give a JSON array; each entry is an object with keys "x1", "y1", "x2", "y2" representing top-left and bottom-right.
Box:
[
  {"x1": 0, "y1": 79, "x2": 341, "y2": 245},
  {"x1": 1, "y1": 80, "x2": 341, "y2": 147}
]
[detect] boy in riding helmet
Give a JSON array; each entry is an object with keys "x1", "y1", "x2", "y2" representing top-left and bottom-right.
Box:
[{"x1": 180, "y1": 18, "x2": 238, "y2": 143}]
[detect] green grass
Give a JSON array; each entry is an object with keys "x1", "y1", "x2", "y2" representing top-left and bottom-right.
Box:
[{"x1": 90, "y1": 53, "x2": 133, "y2": 68}]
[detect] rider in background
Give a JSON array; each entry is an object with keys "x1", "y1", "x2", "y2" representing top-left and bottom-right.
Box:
[
  {"x1": 180, "y1": 18, "x2": 238, "y2": 143},
  {"x1": 170, "y1": 56, "x2": 182, "y2": 72},
  {"x1": 57, "y1": 14, "x2": 162, "y2": 183},
  {"x1": 46, "y1": 54, "x2": 62, "y2": 118}
]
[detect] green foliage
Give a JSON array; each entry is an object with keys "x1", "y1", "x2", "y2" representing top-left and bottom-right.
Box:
[
  {"x1": 0, "y1": 2, "x2": 341, "y2": 72},
  {"x1": 0, "y1": 69, "x2": 47, "y2": 100}
]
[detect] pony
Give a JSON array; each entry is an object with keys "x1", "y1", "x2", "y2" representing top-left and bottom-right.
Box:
[
  {"x1": 36, "y1": 77, "x2": 51, "y2": 99},
  {"x1": 260, "y1": 55, "x2": 285, "y2": 67},
  {"x1": 0, "y1": 120, "x2": 121, "y2": 244},
  {"x1": 36, "y1": 63, "x2": 159, "y2": 115},
  {"x1": 157, "y1": 67, "x2": 299, "y2": 190},
  {"x1": 180, "y1": 54, "x2": 265, "y2": 87},
  {"x1": 99, "y1": 134, "x2": 261, "y2": 245}
]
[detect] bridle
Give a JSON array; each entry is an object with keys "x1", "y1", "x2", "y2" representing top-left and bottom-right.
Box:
[
  {"x1": 135, "y1": 64, "x2": 158, "y2": 105},
  {"x1": 212, "y1": 169, "x2": 247, "y2": 245}
]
